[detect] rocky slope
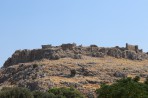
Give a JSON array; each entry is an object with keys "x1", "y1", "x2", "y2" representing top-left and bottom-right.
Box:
[{"x1": 1, "y1": 43, "x2": 148, "y2": 98}]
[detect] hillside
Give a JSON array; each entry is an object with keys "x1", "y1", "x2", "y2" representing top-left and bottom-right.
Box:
[{"x1": 1, "y1": 43, "x2": 148, "y2": 98}]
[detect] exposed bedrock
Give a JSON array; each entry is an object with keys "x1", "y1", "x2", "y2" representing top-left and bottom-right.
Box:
[{"x1": 3, "y1": 43, "x2": 148, "y2": 68}]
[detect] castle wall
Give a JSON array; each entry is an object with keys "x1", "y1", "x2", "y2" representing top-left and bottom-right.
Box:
[
  {"x1": 61, "y1": 43, "x2": 76, "y2": 50},
  {"x1": 126, "y1": 43, "x2": 139, "y2": 53},
  {"x1": 3, "y1": 43, "x2": 147, "y2": 68},
  {"x1": 42, "y1": 45, "x2": 52, "y2": 49}
]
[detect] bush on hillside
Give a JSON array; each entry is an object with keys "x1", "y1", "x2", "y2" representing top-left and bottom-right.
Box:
[
  {"x1": 0, "y1": 87, "x2": 84, "y2": 98},
  {"x1": 32, "y1": 91, "x2": 56, "y2": 98},
  {"x1": 133, "y1": 76, "x2": 140, "y2": 82},
  {"x1": 96, "y1": 77, "x2": 148, "y2": 98},
  {"x1": 0, "y1": 87, "x2": 33, "y2": 98},
  {"x1": 48, "y1": 87, "x2": 85, "y2": 98}
]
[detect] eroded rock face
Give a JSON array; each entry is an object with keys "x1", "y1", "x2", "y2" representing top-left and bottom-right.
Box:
[
  {"x1": 3, "y1": 43, "x2": 148, "y2": 68},
  {"x1": 92, "y1": 52, "x2": 105, "y2": 57},
  {"x1": 113, "y1": 71, "x2": 127, "y2": 78},
  {"x1": 61, "y1": 43, "x2": 76, "y2": 50},
  {"x1": 107, "y1": 48, "x2": 122, "y2": 58},
  {"x1": 121, "y1": 50, "x2": 148, "y2": 60},
  {"x1": 99, "y1": 48, "x2": 109, "y2": 55}
]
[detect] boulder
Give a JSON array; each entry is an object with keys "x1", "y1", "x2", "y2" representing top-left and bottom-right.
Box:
[
  {"x1": 50, "y1": 53, "x2": 61, "y2": 60},
  {"x1": 92, "y1": 52, "x2": 105, "y2": 57},
  {"x1": 107, "y1": 48, "x2": 122, "y2": 58},
  {"x1": 113, "y1": 71, "x2": 127, "y2": 78},
  {"x1": 70, "y1": 69, "x2": 76, "y2": 77},
  {"x1": 99, "y1": 48, "x2": 109, "y2": 55},
  {"x1": 26, "y1": 82, "x2": 41, "y2": 91},
  {"x1": 122, "y1": 50, "x2": 138, "y2": 60},
  {"x1": 73, "y1": 54, "x2": 82, "y2": 59}
]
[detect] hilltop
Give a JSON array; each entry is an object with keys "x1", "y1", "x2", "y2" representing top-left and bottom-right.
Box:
[
  {"x1": 1, "y1": 43, "x2": 148, "y2": 98},
  {"x1": 3, "y1": 43, "x2": 148, "y2": 68}
]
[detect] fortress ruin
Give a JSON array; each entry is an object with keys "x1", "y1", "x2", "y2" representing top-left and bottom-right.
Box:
[
  {"x1": 126, "y1": 43, "x2": 143, "y2": 53},
  {"x1": 3, "y1": 43, "x2": 147, "y2": 68}
]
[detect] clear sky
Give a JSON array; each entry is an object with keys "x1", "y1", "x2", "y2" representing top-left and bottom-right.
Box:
[{"x1": 0, "y1": 0, "x2": 148, "y2": 66}]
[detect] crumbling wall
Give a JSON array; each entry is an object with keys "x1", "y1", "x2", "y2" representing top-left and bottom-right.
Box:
[
  {"x1": 61, "y1": 43, "x2": 76, "y2": 50},
  {"x1": 126, "y1": 43, "x2": 139, "y2": 53},
  {"x1": 3, "y1": 43, "x2": 148, "y2": 68},
  {"x1": 3, "y1": 45, "x2": 79, "y2": 67},
  {"x1": 42, "y1": 45, "x2": 52, "y2": 49}
]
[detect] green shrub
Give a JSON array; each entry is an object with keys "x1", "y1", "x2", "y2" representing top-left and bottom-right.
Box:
[
  {"x1": 133, "y1": 76, "x2": 140, "y2": 82},
  {"x1": 33, "y1": 91, "x2": 56, "y2": 98},
  {"x1": 0, "y1": 87, "x2": 33, "y2": 98},
  {"x1": 0, "y1": 87, "x2": 84, "y2": 98},
  {"x1": 144, "y1": 77, "x2": 148, "y2": 85},
  {"x1": 42, "y1": 92, "x2": 56, "y2": 98},
  {"x1": 96, "y1": 77, "x2": 148, "y2": 98},
  {"x1": 49, "y1": 87, "x2": 85, "y2": 98}
]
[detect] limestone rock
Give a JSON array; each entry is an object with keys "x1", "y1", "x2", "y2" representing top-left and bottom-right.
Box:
[
  {"x1": 92, "y1": 52, "x2": 105, "y2": 57},
  {"x1": 107, "y1": 48, "x2": 122, "y2": 58},
  {"x1": 99, "y1": 48, "x2": 109, "y2": 55},
  {"x1": 122, "y1": 50, "x2": 138, "y2": 60},
  {"x1": 73, "y1": 54, "x2": 82, "y2": 59},
  {"x1": 113, "y1": 71, "x2": 127, "y2": 78}
]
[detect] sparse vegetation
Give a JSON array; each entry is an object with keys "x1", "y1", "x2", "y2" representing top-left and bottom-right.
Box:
[
  {"x1": 48, "y1": 87, "x2": 85, "y2": 98},
  {"x1": 0, "y1": 87, "x2": 85, "y2": 98},
  {"x1": 70, "y1": 69, "x2": 76, "y2": 77},
  {"x1": 0, "y1": 87, "x2": 33, "y2": 98}
]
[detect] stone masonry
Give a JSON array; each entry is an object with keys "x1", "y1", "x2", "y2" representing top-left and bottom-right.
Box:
[{"x1": 3, "y1": 43, "x2": 148, "y2": 68}]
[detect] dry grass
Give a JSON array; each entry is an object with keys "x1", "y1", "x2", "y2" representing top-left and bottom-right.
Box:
[
  {"x1": 30, "y1": 56, "x2": 148, "y2": 90},
  {"x1": 2, "y1": 56, "x2": 148, "y2": 92}
]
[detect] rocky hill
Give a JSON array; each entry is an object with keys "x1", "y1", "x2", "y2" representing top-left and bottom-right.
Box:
[
  {"x1": 1, "y1": 43, "x2": 148, "y2": 98},
  {"x1": 3, "y1": 43, "x2": 148, "y2": 68}
]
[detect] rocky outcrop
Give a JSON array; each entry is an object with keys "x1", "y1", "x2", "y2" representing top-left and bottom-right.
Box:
[
  {"x1": 61, "y1": 43, "x2": 76, "y2": 50},
  {"x1": 107, "y1": 48, "x2": 122, "y2": 58},
  {"x1": 113, "y1": 71, "x2": 127, "y2": 78},
  {"x1": 122, "y1": 50, "x2": 148, "y2": 60},
  {"x1": 3, "y1": 43, "x2": 148, "y2": 68},
  {"x1": 92, "y1": 52, "x2": 105, "y2": 57}
]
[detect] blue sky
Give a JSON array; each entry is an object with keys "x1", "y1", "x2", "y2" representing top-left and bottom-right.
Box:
[{"x1": 0, "y1": 0, "x2": 148, "y2": 66}]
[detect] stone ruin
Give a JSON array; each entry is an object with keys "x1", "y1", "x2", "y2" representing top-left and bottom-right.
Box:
[
  {"x1": 42, "y1": 45, "x2": 52, "y2": 49},
  {"x1": 61, "y1": 43, "x2": 76, "y2": 50},
  {"x1": 3, "y1": 43, "x2": 148, "y2": 68},
  {"x1": 126, "y1": 43, "x2": 143, "y2": 53}
]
